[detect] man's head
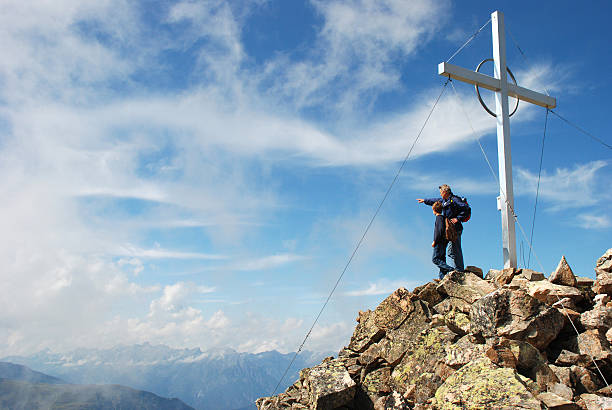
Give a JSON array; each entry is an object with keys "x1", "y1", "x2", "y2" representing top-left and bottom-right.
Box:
[
  {"x1": 432, "y1": 201, "x2": 443, "y2": 215},
  {"x1": 439, "y1": 184, "x2": 451, "y2": 199}
]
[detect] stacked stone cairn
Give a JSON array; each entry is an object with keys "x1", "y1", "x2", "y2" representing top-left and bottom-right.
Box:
[{"x1": 257, "y1": 249, "x2": 612, "y2": 409}]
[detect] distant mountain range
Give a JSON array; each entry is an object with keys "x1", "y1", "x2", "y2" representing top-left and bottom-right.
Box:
[
  {"x1": 2, "y1": 344, "x2": 330, "y2": 410},
  {"x1": 0, "y1": 362, "x2": 193, "y2": 410}
]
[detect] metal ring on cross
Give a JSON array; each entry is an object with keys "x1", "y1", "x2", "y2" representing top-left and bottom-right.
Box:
[{"x1": 475, "y1": 58, "x2": 519, "y2": 118}]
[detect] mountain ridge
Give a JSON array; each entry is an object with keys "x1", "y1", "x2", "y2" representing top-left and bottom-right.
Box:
[{"x1": 2, "y1": 346, "x2": 329, "y2": 410}]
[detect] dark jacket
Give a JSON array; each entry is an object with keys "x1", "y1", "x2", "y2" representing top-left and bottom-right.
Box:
[
  {"x1": 433, "y1": 214, "x2": 446, "y2": 244},
  {"x1": 424, "y1": 194, "x2": 468, "y2": 232}
]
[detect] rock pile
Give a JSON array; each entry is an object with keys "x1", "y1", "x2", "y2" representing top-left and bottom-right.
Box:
[{"x1": 257, "y1": 249, "x2": 612, "y2": 409}]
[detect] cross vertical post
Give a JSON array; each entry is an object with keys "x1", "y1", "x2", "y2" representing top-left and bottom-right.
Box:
[
  {"x1": 437, "y1": 10, "x2": 556, "y2": 269},
  {"x1": 492, "y1": 11, "x2": 517, "y2": 269}
]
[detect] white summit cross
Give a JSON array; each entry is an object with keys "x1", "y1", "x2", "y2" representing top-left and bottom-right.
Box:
[{"x1": 438, "y1": 10, "x2": 556, "y2": 269}]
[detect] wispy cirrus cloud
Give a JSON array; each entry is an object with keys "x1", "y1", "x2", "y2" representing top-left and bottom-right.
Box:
[{"x1": 515, "y1": 160, "x2": 608, "y2": 211}]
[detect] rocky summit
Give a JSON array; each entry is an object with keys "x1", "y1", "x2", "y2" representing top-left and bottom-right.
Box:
[{"x1": 257, "y1": 249, "x2": 612, "y2": 410}]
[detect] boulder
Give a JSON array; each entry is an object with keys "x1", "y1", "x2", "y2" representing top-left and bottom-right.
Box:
[
  {"x1": 433, "y1": 357, "x2": 541, "y2": 409},
  {"x1": 373, "y1": 391, "x2": 411, "y2": 410},
  {"x1": 526, "y1": 280, "x2": 584, "y2": 305},
  {"x1": 437, "y1": 270, "x2": 495, "y2": 304},
  {"x1": 360, "y1": 300, "x2": 431, "y2": 367},
  {"x1": 470, "y1": 288, "x2": 565, "y2": 350},
  {"x1": 348, "y1": 309, "x2": 386, "y2": 353},
  {"x1": 578, "y1": 393, "x2": 612, "y2": 410},
  {"x1": 596, "y1": 249, "x2": 612, "y2": 273},
  {"x1": 464, "y1": 265, "x2": 483, "y2": 278},
  {"x1": 486, "y1": 338, "x2": 559, "y2": 391},
  {"x1": 550, "y1": 365, "x2": 573, "y2": 386},
  {"x1": 549, "y1": 382, "x2": 574, "y2": 401},
  {"x1": 414, "y1": 282, "x2": 443, "y2": 308},
  {"x1": 581, "y1": 305, "x2": 612, "y2": 331},
  {"x1": 433, "y1": 297, "x2": 471, "y2": 315},
  {"x1": 443, "y1": 335, "x2": 487, "y2": 369},
  {"x1": 390, "y1": 325, "x2": 457, "y2": 404},
  {"x1": 521, "y1": 269, "x2": 546, "y2": 282},
  {"x1": 550, "y1": 256, "x2": 578, "y2": 287},
  {"x1": 443, "y1": 309, "x2": 471, "y2": 336},
  {"x1": 577, "y1": 277, "x2": 595, "y2": 288},
  {"x1": 593, "y1": 269, "x2": 612, "y2": 296},
  {"x1": 537, "y1": 392, "x2": 580, "y2": 409},
  {"x1": 348, "y1": 288, "x2": 417, "y2": 353},
  {"x1": 302, "y1": 358, "x2": 357, "y2": 409},
  {"x1": 555, "y1": 350, "x2": 592, "y2": 367},
  {"x1": 361, "y1": 366, "x2": 392, "y2": 402},
  {"x1": 577, "y1": 329, "x2": 612, "y2": 362},
  {"x1": 496, "y1": 267, "x2": 520, "y2": 287},
  {"x1": 571, "y1": 366, "x2": 605, "y2": 394}
]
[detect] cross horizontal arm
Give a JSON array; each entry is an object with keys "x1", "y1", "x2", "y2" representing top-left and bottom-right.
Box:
[{"x1": 438, "y1": 62, "x2": 556, "y2": 109}]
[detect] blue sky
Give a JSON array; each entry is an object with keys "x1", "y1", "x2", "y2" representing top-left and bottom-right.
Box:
[{"x1": 0, "y1": 0, "x2": 610, "y2": 356}]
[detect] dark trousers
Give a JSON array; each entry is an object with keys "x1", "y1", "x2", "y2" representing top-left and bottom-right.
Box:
[
  {"x1": 433, "y1": 240, "x2": 453, "y2": 279},
  {"x1": 433, "y1": 232, "x2": 464, "y2": 279},
  {"x1": 448, "y1": 232, "x2": 464, "y2": 272}
]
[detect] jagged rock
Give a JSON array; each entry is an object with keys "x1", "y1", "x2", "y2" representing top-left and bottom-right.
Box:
[
  {"x1": 581, "y1": 305, "x2": 612, "y2": 330},
  {"x1": 349, "y1": 310, "x2": 386, "y2": 353},
  {"x1": 470, "y1": 288, "x2": 565, "y2": 350},
  {"x1": 550, "y1": 382, "x2": 575, "y2": 401},
  {"x1": 526, "y1": 280, "x2": 584, "y2": 306},
  {"x1": 577, "y1": 329, "x2": 612, "y2": 361},
  {"x1": 537, "y1": 392, "x2": 580, "y2": 409},
  {"x1": 464, "y1": 265, "x2": 483, "y2": 278},
  {"x1": 571, "y1": 366, "x2": 605, "y2": 394},
  {"x1": 437, "y1": 270, "x2": 495, "y2": 304},
  {"x1": 550, "y1": 256, "x2": 578, "y2": 287},
  {"x1": 556, "y1": 350, "x2": 592, "y2": 367},
  {"x1": 606, "y1": 328, "x2": 612, "y2": 345},
  {"x1": 349, "y1": 289, "x2": 418, "y2": 353},
  {"x1": 373, "y1": 391, "x2": 410, "y2": 409},
  {"x1": 486, "y1": 338, "x2": 559, "y2": 391},
  {"x1": 433, "y1": 357, "x2": 541, "y2": 409},
  {"x1": 390, "y1": 325, "x2": 457, "y2": 404},
  {"x1": 594, "y1": 294, "x2": 611, "y2": 307},
  {"x1": 593, "y1": 270, "x2": 612, "y2": 296},
  {"x1": 443, "y1": 309, "x2": 471, "y2": 336},
  {"x1": 433, "y1": 297, "x2": 471, "y2": 315},
  {"x1": 550, "y1": 365, "x2": 572, "y2": 383},
  {"x1": 497, "y1": 267, "x2": 520, "y2": 287},
  {"x1": 444, "y1": 335, "x2": 487, "y2": 369},
  {"x1": 485, "y1": 269, "x2": 502, "y2": 281},
  {"x1": 578, "y1": 393, "x2": 612, "y2": 410},
  {"x1": 521, "y1": 269, "x2": 547, "y2": 282},
  {"x1": 577, "y1": 277, "x2": 595, "y2": 288},
  {"x1": 596, "y1": 249, "x2": 612, "y2": 273},
  {"x1": 597, "y1": 385, "x2": 612, "y2": 397},
  {"x1": 360, "y1": 300, "x2": 431, "y2": 367},
  {"x1": 374, "y1": 288, "x2": 417, "y2": 330},
  {"x1": 362, "y1": 367, "x2": 392, "y2": 402},
  {"x1": 301, "y1": 358, "x2": 357, "y2": 409},
  {"x1": 414, "y1": 282, "x2": 443, "y2": 308}
]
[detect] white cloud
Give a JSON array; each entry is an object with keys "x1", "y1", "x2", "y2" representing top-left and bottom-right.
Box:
[
  {"x1": 260, "y1": 0, "x2": 449, "y2": 112},
  {"x1": 515, "y1": 160, "x2": 608, "y2": 211},
  {"x1": 574, "y1": 214, "x2": 612, "y2": 230},
  {"x1": 344, "y1": 279, "x2": 417, "y2": 296}
]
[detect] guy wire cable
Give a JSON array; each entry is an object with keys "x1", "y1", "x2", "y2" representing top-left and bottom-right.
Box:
[
  {"x1": 527, "y1": 109, "x2": 549, "y2": 269},
  {"x1": 448, "y1": 80, "x2": 610, "y2": 388},
  {"x1": 270, "y1": 78, "x2": 450, "y2": 396}
]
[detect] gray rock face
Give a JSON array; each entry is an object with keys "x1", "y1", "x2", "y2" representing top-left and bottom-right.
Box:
[
  {"x1": 470, "y1": 288, "x2": 565, "y2": 349},
  {"x1": 257, "y1": 250, "x2": 612, "y2": 410}
]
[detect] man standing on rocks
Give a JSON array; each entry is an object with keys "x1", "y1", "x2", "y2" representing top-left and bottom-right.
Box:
[{"x1": 417, "y1": 184, "x2": 469, "y2": 273}]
